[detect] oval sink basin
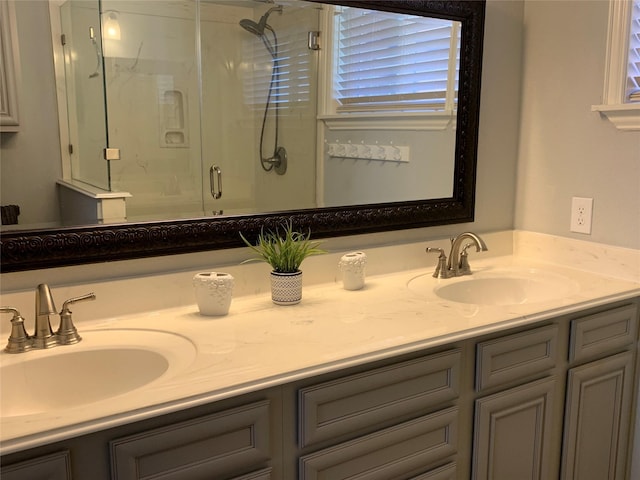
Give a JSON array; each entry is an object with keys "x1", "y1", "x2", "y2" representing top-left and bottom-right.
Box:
[
  {"x1": 0, "y1": 329, "x2": 196, "y2": 418},
  {"x1": 408, "y1": 268, "x2": 579, "y2": 306}
]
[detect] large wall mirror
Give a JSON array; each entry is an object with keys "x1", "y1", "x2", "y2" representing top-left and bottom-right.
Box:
[{"x1": 0, "y1": 0, "x2": 485, "y2": 272}]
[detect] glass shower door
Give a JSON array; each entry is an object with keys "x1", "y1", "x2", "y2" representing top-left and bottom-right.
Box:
[
  {"x1": 198, "y1": 1, "x2": 257, "y2": 216},
  {"x1": 100, "y1": 0, "x2": 204, "y2": 221},
  {"x1": 59, "y1": 0, "x2": 110, "y2": 190},
  {"x1": 199, "y1": 0, "x2": 319, "y2": 216}
]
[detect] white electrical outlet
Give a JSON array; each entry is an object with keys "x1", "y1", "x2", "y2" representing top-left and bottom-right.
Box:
[{"x1": 570, "y1": 197, "x2": 593, "y2": 234}]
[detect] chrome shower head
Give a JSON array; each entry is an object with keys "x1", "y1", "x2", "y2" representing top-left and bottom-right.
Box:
[
  {"x1": 239, "y1": 18, "x2": 263, "y2": 36},
  {"x1": 239, "y1": 5, "x2": 282, "y2": 37}
]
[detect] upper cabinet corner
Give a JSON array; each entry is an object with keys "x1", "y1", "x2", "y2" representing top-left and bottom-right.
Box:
[{"x1": 0, "y1": 0, "x2": 20, "y2": 132}]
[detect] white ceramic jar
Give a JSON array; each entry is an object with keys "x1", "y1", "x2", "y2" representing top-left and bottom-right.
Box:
[
  {"x1": 193, "y1": 272, "x2": 234, "y2": 316},
  {"x1": 338, "y1": 251, "x2": 367, "y2": 290}
]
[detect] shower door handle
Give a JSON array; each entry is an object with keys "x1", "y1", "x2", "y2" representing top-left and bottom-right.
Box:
[{"x1": 210, "y1": 165, "x2": 222, "y2": 200}]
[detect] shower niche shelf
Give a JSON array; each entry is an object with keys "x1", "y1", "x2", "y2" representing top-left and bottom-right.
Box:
[{"x1": 159, "y1": 89, "x2": 189, "y2": 148}]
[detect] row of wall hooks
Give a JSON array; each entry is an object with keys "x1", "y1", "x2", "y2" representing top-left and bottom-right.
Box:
[{"x1": 326, "y1": 141, "x2": 410, "y2": 163}]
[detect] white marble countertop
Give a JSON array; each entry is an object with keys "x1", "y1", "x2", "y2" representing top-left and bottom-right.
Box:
[{"x1": 1, "y1": 254, "x2": 639, "y2": 455}]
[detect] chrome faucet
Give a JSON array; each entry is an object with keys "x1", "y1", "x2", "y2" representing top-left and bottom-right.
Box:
[
  {"x1": 427, "y1": 232, "x2": 488, "y2": 278},
  {"x1": 33, "y1": 283, "x2": 58, "y2": 348},
  {"x1": 447, "y1": 232, "x2": 488, "y2": 276},
  {"x1": 1, "y1": 284, "x2": 95, "y2": 353}
]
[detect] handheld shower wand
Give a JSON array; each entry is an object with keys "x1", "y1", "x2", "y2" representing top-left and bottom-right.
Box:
[{"x1": 239, "y1": 5, "x2": 287, "y2": 175}]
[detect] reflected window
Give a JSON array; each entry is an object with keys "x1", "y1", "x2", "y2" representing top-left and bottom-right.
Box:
[
  {"x1": 627, "y1": 0, "x2": 640, "y2": 102},
  {"x1": 332, "y1": 7, "x2": 460, "y2": 113}
]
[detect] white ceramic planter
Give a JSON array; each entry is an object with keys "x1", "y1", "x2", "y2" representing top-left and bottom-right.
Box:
[
  {"x1": 270, "y1": 271, "x2": 303, "y2": 305},
  {"x1": 193, "y1": 272, "x2": 234, "y2": 316},
  {"x1": 338, "y1": 251, "x2": 367, "y2": 290}
]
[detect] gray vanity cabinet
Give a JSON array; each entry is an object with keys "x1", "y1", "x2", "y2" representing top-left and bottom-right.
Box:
[
  {"x1": 1, "y1": 300, "x2": 638, "y2": 480},
  {"x1": 471, "y1": 325, "x2": 562, "y2": 480},
  {"x1": 293, "y1": 349, "x2": 463, "y2": 479},
  {"x1": 470, "y1": 303, "x2": 639, "y2": 480},
  {"x1": 560, "y1": 304, "x2": 639, "y2": 480}
]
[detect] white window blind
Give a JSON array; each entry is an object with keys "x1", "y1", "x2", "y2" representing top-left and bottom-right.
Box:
[
  {"x1": 627, "y1": 0, "x2": 640, "y2": 101},
  {"x1": 333, "y1": 7, "x2": 460, "y2": 112},
  {"x1": 243, "y1": 26, "x2": 311, "y2": 110}
]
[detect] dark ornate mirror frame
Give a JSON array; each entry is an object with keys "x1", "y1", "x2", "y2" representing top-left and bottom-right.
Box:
[{"x1": 0, "y1": 0, "x2": 485, "y2": 273}]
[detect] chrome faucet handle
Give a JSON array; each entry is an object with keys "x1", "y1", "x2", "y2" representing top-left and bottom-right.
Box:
[
  {"x1": 56, "y1": 293, "x2": 96, "y2": 345},
  {"x1": 1, "y1": 307, "x2": 32, "y2": 353},
  {"x1": 426, "y1": 247, "x2": 453, "y2": 279},
  {"x1": 458, "y1": 243, "x2": 476, "y2": 275}
]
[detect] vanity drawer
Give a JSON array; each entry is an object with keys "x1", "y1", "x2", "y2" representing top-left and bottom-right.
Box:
[
  {"x1": 1, "y1": 451, "x2": 71, "y2": 480},
  {"x1": 569, "y1": 304, "x2": 638, "y2": 363},
  {"x1": 110, "y1": 400, "x2": 271, "y2": 480},
  {"x1": 231, "y1": 467, "x2": 272, "y2": 480},
  {"x1": 411, "y1": 462, "x2": 457, "y2": 480},
  {"x1": 476, "y1": 325, "x2": 559, "y2": 391},
  {"x1": 298, "y1": 407, "x2": 458, "y2": 480},
  {"x1": 298, "y1": 349, "x2": 461, "y2": 448}
]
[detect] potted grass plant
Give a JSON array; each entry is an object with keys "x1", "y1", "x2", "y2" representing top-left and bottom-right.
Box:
[{"x1": 240, "y1": 221, "x2": 325, "y2": 305}]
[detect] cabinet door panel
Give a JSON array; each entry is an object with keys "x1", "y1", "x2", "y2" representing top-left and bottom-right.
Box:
[
  {"x1": 299, "y1": 407, "x2": 458, "y2": 480},
  {"x1": 110, "y1": 400, "x2": 270, "y2": 480},
  {"x1": 0, "y1": 451, "x2": 71, "y2": 480},
  {"x1": 561, "y1": 351, "x2": 634, "y2": 480},
  {"x1": 299, "y1": 350, "x2": 460, "y2": 447},
  {"x1": 472, "y1": 377, "x2": 556, "y2": 480}
]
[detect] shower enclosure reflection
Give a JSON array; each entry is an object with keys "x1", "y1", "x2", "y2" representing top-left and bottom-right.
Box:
[
  {"x1": 51, "y1": 0, "x2": 459, "y2": 225},
  {"x1": 56, "y1": 0, "x2": 317, "y2": 222}
]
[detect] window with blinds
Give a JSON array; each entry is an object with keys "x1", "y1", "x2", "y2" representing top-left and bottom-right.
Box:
[
  {"x1": 627, "y1": 0, "x2": 640, "y2": 102},
  {"x1": 593, "y1": 0, "x2": 640, "y2": 129},
  {"x1": 333, "y1": 7, "x2": 460, "y2": 113}
]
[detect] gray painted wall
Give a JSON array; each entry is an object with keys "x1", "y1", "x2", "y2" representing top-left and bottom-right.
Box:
[
  {"x1": 516, "y1": 0, "x2": 640, "y2": 249},
  {"x1": 0, "y1": 0, "x2": 62, "y2": 227}
]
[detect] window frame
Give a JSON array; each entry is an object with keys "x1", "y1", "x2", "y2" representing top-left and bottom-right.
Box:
[
  {"x1": 592, "y1": 0, "x2": 640, "y2": 130},
  {"x1": 317, "y1": 5, "x2": 457, "y2": 131}
]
